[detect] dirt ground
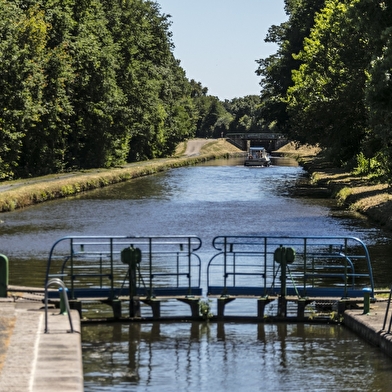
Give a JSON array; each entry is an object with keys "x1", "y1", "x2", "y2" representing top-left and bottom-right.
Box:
[{"x1": 183, "y1": 138, "x2": 214, "y2": 156}]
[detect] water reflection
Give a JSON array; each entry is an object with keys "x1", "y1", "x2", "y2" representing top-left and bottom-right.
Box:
[
  {"x1": 82, "y1": 322, "x2": 392, "y2": 391},
  {"x1": 2, "y1": 157, "x2": 392, "y2": 390},
  {"x1": 3, "y1": 158, "x2": 392, "y2": 289}
]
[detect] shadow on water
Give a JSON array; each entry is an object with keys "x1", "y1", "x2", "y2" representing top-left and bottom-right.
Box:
[
  {"x1": 2, "y1": 156, "x2": 392, "y2": 390},
  {"x1": 82, "y1": 322, "x2": 392, "y2": 391},
  {"x1": 2, "y1": 156, "x2": 392, "y2": 285}
]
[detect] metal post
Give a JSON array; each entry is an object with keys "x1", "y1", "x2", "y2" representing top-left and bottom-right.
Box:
[
  {"x1": 276, "y1": 246, "x2": 287, "y2": 317},
  {"x1": 383, "y1": 286, "x2": 392, "y2": 330},
  {"x1": 59, "y1": 287, "x2": 68, "y2": 315},
  {"x1": 0, "y1": 254, "x2": 8, "y2": 298},
  {"x1": 362, "y1": 287, "x2": 372, "y2": 314},
  {"x1": 121, "y1": 245, "x2": 141, "y2": 318},
  {"x1": 278, "y1": 256, "x2": 287, "y2": 317},
  {"x1": 129, "y1": 261, "x2": 136, "y2": 317}
]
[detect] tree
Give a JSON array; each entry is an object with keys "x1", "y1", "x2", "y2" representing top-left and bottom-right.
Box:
[
  {"x1": 286, "y1": 0, "x2": 370, "y2": 163},
  {"x1": 0, "y1": 2, "x2": 49, "y2": 178},
  {"x1": 256, "y1": 0, "x2": 325, "y2": 134},
  {"x1": 0, "y1": 1, "x2": 209, "y2": 178},
  {"x1": 356, "y1": 1, "x2": 392, "y2": 179},
  {"x1": 226, "y1": 95, "x2": 263, "y2": 133},
  {"x1": 18, "y1": 0, "x2": 75, "y2": 176}
]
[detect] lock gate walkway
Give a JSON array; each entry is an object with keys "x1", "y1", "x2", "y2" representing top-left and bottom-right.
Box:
[
  {"x1": 39, "y1": 234, "x2": 376, "y2": 320},
  {"x1": 0, "y1": 234, "x2": 388, "y2": 390}
]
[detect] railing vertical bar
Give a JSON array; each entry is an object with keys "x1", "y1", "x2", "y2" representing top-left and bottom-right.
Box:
[
  {"x1": 263, "y1": 237, "x2": 267, "y2": 296},
  {"x1": 99, "y1": 253, "x2": 103, "y2": 288},
  {"x1": 149, "y1": 237, "x2": 153, "y2": 297},
  {"x1": 188, "y1": 237, "x2": 191, "y2": 293},
  {"x1": 303, "y1": 238, "x2": 307, "y2": 296},
  {"x1": 233, "y1": 253, "x2": 236, "y2": 287},
  {"x1": 110, "y1": 238, "x2": 114, "y2": 298},
  {"x1": 343, "y1": 238, "x2": 348, "y2": 298},
  {"x1": 223, "y1": 237, "x2": 227, "y2": 293},
  {"x1": 70, "y1": 238, "x2": 74, "y2": 299},
  {"x1": 384, "y1": 286, "x2": 392, "y2": 330},
  {"x1": 384, "y1": 297, "x2": 392, "y2": 330},
  {"x1": 177, "y1": 252, "x2": 180, "y2": 288}
]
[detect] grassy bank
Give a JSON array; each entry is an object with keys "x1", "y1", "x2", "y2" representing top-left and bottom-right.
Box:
[
  {"x1": 0, "y1": 139, "x2": 244, "y2": 213},
  {"x1": 279, "y1": 142, "x2": 392, "y2": 232},
  {"x1": 3, "y1": 138, "x2": 391, "y2": 233},
  {"x1": 307, "y1": 158, "x2": 392, "y2": 231}
]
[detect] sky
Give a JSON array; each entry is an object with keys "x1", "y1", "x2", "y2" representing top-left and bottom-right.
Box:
[{"x1": 157, "y1": 0, "x2": 288, "y2": 101}]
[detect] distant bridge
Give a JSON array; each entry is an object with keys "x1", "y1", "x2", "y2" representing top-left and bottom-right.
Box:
[{"x1": 226, "y1": 132, "x2": 288, "y2": 152}]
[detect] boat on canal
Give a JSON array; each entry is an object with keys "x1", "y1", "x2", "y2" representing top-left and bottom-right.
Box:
[{"x1": 244, "y1": 146, "x2": 271, "y2": 166}]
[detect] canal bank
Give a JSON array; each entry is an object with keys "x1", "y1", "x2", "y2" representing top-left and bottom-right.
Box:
[
  {"x1": 344, "y1": 300, "x2": 392, "y2": 360},
  {"x1": 3, "y1": 139, "x2": 389, "y2": 390},
  {"x1": 0, "y1": 138, "x2": 244, "y2": 213},
  {"x1": 285, "y1": 145, "x2": 392, "y2": 233},
  {"x1": 2, "y1": 296, "x2": 392, "y2": 391},
  {"x1": 0, "y1": 298, "x2": 83, "y2": 391},
  {"x1": 2, "y1": 138, "x2": 391, "y2": 236}
]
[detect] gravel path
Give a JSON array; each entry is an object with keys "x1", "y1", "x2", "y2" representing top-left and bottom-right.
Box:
[
  {"x1": 184, "y1": 138, "x2": 214, "y2": 156},
  {"x1": 0, "y1": 139, "x2": 215, "y2": 194}
]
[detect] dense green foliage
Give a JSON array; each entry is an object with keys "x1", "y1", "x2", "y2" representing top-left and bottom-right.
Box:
[
  {"x1": 0, "y1": 0, "x2": 197, "y2": 179},
  {"x1": 257, "y1": 0, "x2": 392, "y2": 180},
  {"x1": 0, "y1": 0, "x2": 269, "y2": 180}
]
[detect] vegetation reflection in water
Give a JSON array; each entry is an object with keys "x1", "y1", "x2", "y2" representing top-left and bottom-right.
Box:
[
  {"x1": 82, "y1": 322, "x2": 392, "y2": 391},
  {"x1": 3, "y1": 158, "x2": 392, "y2": 390}
]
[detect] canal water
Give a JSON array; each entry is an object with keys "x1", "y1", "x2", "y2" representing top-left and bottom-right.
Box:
[{"x1": 2, "y1": 157, "x2": 392, "y2": 390}]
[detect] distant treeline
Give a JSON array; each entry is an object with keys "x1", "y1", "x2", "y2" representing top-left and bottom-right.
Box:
[
  {"x1": 257, "y1": 0, "x2": 392, "y2": 181},
  {"x1": 0, "y1": 0, "x2": 265, "y2": 180}
]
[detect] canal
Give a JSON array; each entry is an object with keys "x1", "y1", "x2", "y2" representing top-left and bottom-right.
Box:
[{"x1": 1, "y1": 157, "x2": 392, "y2": 390}]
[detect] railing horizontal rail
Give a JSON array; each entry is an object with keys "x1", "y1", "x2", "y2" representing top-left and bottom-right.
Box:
[
  {"x1": 45, "y1": 235, "x2": 202, "y2": 301},
  {"x1": 207, "y1": 235, "x2": 374, "y2": 299}
]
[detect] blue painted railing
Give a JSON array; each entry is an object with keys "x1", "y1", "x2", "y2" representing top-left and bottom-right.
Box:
[
  {"x1": 207, "y1": 235, "x2": 374, "y2": 299},
  {"x1": 45, "y1": 235, "x2": 202, "y2": 300},
  {"x1": 45, "y1": 235, "x2": 375, "y2": 303}
]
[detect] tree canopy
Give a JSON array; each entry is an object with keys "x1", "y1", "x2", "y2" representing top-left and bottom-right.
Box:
[
  {"x1": 0, "y1": 0, "x2": 198, "y2": 179},
  {"x1": 257, "y1": 0, "x2": 392, "y2": 179},
  {"x1": 11, "y1": 1, "x2": 388, "y2": 181},
  {"x1": 0, "y1": 0, "x2": 274, "y2": 180}
]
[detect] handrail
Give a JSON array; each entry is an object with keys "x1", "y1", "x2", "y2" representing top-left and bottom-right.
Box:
[
  {"x1": 44, "y1": 278, "x2": 74, "y2": 333},
  {"x1": 382, "y1": 285, "x2": 392, "y2": 333},
  {"x1": 45, "y1": 235, "x2": 202, "y2": 286},
  {"x1": 45, "y1": 235, "x2": 203, "y2": 300},
  {"x1": 207, "y1": 235, "x2": 374, "y2": 298}
]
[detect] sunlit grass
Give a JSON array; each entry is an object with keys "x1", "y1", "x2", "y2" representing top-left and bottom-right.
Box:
[{"x1": 0, "y1": 141, "x2": 243, "y2": 212}]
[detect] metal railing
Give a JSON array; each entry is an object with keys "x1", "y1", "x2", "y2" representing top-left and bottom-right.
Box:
[
  {"x1": 207, "y1": 235, "x2": 374, "y2": 298},
  {"x1": 45, "y1": 235, "x2": 202, "y2": 300},
  {"x1": 383, "y1": 286, "x2": 392, "y2": 333},
  {"x1": 44, "y1": 278, "x2": 74, "y2": 333}
]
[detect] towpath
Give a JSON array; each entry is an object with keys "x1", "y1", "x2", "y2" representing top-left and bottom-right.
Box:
[{"x1": 0, "y1": 138, "x2": 215, "y2": 194}]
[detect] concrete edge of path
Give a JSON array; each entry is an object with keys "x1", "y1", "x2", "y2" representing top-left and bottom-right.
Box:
[
  {"x1": 344, "y1": 300, "x2": 392, "y2": 359},
  {"x1": 0, "y1": 301, "x2": 83, "y2": 392}
]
